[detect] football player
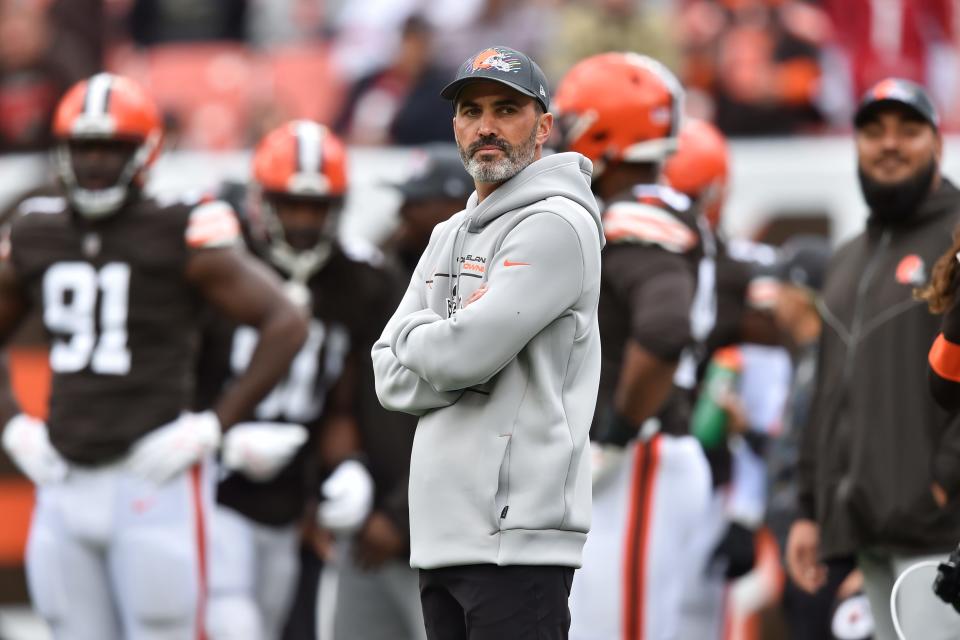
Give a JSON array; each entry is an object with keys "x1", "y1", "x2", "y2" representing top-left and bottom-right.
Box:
[
  {"x1": 665, "y1": 117, "x2": 799, "y2": 638},
  {"x1": 554, "y1": 53, "x2": 712, "y2": 640},
  {"x1": 0, "y1": 73, "x2": 307, "y2": 639},
  {"x1": 663, "y1": 117, "x2": 774, "y2": 386},
  {"x1": 662, "y1": 116, "x2": 749, "y2": 637},
  {"x1": 662, "y1": 117, "x2": 728, "y2": 231},
  {"x1": 197, "y1": 120, "x2": 419, "y2": 640}
]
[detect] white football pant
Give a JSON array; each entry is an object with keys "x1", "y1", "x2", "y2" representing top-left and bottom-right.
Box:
[
  {"x1": 27, "y1": 459, "x2": 214, "y2": 640},
  {"x1": 570, "y1": 434, "x2": 711, "y2": 640},
  {"x1": 205, "y1": 502, "x2": 299, "y2": 640}
]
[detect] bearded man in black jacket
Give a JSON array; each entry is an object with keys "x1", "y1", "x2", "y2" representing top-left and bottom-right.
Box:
[{"x1": 787, "y1": 78, "x2": 960, "y2": 640}]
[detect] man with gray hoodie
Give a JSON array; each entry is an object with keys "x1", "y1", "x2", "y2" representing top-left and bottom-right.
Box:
[{"x1": 371, "y1": 45, "x2": 604, "y2": 639}]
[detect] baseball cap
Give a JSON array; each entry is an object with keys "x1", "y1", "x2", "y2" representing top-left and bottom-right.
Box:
[
  {"x1": 771, "y1": 235, "x2": 831, "y2": 292},
  {"x1": 854, "y1": 78, "x2": 939, "y2": 131},
  {"x1": 441, "y1": 46, "x2": 550, "y2": 112},
  {"x1": 390, "y1": 144, "x2": 473, "y2": 203}
]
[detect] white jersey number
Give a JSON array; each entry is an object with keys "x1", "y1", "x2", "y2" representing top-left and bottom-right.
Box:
[
  {"x1": 43, "y1": 262, "x2": 131, "y2": 375},
  {"x1": 231, "y1": 319, "x2": 350, "y2": 424}
]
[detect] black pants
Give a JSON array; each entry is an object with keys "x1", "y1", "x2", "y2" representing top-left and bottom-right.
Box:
[{"x1": 419, "y1": 564, "x2": 575, "y2": 640}]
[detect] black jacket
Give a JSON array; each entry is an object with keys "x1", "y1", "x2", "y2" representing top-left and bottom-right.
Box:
[{"x1": 799, "y1": 179, "x2": 960, "y2": 558}]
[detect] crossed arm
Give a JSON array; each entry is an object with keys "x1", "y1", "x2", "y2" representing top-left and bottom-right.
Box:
[{"x1": 372, "y1": 212, "x2": 586, "y2": 414}]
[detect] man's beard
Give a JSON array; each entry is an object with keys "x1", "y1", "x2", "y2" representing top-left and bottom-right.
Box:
[
  {"x1": 858, "y1": 155, "x2": 938, "y2": 225},
  {"x1": 459, "y1": 124, "x2": 538, "y2": 184}
]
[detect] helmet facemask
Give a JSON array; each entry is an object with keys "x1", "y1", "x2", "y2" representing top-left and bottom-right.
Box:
[
  {"x1": 54, "y1": 131, "x2": 160, "y2": 219},
  {"x1": 259, "y1": 192, "x2": 342, "y2": 285}
]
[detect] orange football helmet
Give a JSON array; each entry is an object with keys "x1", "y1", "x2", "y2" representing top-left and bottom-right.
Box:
[
  {"x1": 252, "y1": 119, "x2": 347, "y2": 200},
  {"x1": 553, "y1": 52, "x2": 683, "y2": 174},
  {"x1": 663, "y1": 118, "x2": 730, "y2": 229},
  {"x1": 250, "y1": 120, "x2": 348, "y2": 279},
  {"x1": 52, "y1": 73, "x2": 163, "y2": 218}
]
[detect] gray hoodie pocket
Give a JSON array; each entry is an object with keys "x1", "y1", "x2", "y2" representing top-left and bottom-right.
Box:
[{"x1": 493, "y1": 434, "x2": 512, "y2": 529}]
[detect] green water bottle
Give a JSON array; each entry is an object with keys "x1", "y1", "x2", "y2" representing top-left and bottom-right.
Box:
[{"x1": 691, "y1": 347, "x2": 742, "y2": 450}]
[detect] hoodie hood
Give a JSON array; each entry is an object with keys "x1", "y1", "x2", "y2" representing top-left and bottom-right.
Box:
[{"x1": 464, "y1": 152, "x2": 604, "y2": 248}]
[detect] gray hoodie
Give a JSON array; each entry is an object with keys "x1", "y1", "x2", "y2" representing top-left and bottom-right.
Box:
[{"x1": 372, "y1": 152, "x2": 604, "y2": 570}]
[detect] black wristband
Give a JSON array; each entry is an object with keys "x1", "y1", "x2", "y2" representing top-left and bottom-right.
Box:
[
  {"x1": 597, "y1": 411, "x2": 638, "y2": 447},
  {"x1": 742, "y1": 431, "x2": 768, "y2": 457}
]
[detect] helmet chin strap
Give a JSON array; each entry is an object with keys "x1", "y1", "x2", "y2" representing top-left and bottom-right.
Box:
[
  {"x1": 54, "y1": 135, "x2": 157, "y2": 219},
  {"x1": 66, "y1": 182, "x2": 129, "y2": 218},
  {"x1": 269, "y1": 240, "x2": 332, "y2": 284},
  {"x1": 262, "y1": 200, "x2": 335, "y2": 295}
]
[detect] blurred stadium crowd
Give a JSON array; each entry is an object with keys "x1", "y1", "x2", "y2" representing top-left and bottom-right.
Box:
[{"x1": 3, "y1": 0, "x2": 960, "y2": 152}]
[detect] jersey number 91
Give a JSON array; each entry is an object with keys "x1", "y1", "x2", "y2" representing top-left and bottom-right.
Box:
[{"x1": 43, "y1": 261, "x2": 132, "y2": 375}]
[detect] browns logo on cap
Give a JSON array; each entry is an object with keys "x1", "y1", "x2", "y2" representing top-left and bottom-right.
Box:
[
  {"x1": 441, "y1": 45, "x2": 550, "y2": 112},
  {"x1": 470, "y1": 48, "x2": 523, "y2": 74},
  {"x1": 854, "y1": 77, "x2": 939, "y2": 131}
]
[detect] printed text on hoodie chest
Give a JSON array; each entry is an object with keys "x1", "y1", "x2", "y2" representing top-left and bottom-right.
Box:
[
  {"x1": 425, "y1": 254, "x2": 487, "y2": 318},
  {"x1": 425, "y1": 254, "x2": 488, "y2": 286}
]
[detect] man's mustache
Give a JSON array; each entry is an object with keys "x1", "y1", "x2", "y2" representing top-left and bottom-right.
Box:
[
  {"x1": 875, "y1": 151, "x2": 907, "y2": 164},
  {"x1": 468, "y1": 136, "x2": 511, "y2": 157}
]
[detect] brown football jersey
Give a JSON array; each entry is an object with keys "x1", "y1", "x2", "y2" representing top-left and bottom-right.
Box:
[
  {"x1": 200, "y1": 240, "x2": 402, "y2": 526},
  {"x1": 7, "y1": 194, "x2": 240, "y2": 464},
  {"x1": 592, "y1": 185, "x2": 699, "y2": 437}
]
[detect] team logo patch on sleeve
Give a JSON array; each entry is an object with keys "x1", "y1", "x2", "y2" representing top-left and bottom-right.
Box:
[
  {"x1": 602, "y1": 201, "x2": 698, "y2": 253},
  {"x1": 185, "y1": 201, "x2": 241, "y2": 249}
]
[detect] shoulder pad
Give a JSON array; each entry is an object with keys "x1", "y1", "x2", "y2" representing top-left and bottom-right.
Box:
[
  {"x1": 631, "y1": 184, "x2": 691, "y2": 213},
  {"x1": 340, "y1": 237, "x2": 384, "y2": 267},
  {"x1": 185, "y1": 200, "x2": 241, "y2": 249},
  {"x1": 603, "y1": 201, "x2": 698, "y2": 253},
  {"x1": 16, "y1": 196, "x2": 68, "y2": 217}
]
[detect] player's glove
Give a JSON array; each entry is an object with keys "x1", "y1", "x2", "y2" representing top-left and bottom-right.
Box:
[
  {"x1": 595, "y1": 411, "x2": 638, "y2": 448},
  {"x1": 127, "y1": 411, "x2": 221, "y2": 485},
  {"x1": 933, "y1": 542, "x2": 960, "y2": 614},
  {"x1": 317, "y1": 459, "x2": 374, "y2": 534},
  {"x1": 221, "y1": 421, "x2": 308, "y2": 482},
  {"x1": 1, "y1": 414, "x2": 68, "y2": 485},
  {"x1": 711, "y1": 521, "x2": 757, "y2": 580}
]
